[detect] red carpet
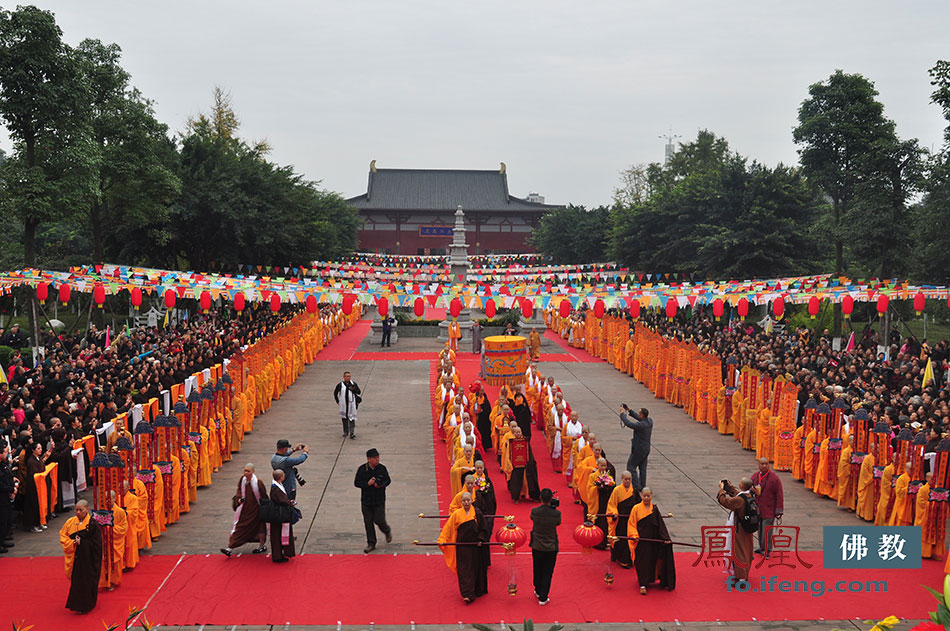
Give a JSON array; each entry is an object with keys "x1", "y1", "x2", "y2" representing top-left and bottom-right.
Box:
[
  {"x1": 354, "y1": 351, "x2": 440, "y2": 361},
  {"x1": 314, "y1": 318, "x2": 372, "y2": 360},
  {"x1": 3, "y1": 552, "x2": 940, "y2": 626},
  {"x1": 543, "y1": 330, "x2": 603, "y2": 363}
]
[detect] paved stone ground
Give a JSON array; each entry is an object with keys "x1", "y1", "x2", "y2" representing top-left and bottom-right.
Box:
[{"x1": 6, "y1": 323, "x2": 929, "y2": 628}]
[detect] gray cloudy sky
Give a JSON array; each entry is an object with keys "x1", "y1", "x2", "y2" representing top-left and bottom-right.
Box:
[{"x1": 4, "y1": 1, "x2": 949, "y2": 207}]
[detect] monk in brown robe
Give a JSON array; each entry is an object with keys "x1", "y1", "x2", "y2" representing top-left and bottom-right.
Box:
[
  {"x1": 607, "y1": 470, "x2": 640, "y2": 569},
  {"x1": 437, "y1": 492, "x2": 491, "y2": 603},
  {"x1": 626, "y1": 488, "x2": 676, "y2": 594},
  {"x1": 221, "y1": 464, "x2": 268, "y2": 556}
]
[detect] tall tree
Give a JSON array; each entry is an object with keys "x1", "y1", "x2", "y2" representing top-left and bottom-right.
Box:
[
  {"x1": 0, "y1": 6, "x2": 96, "y2": 266},
  {"x1": 75, "y1": 39, "x2": 181, "y2": 263},
  {"x1": 914, "y1": 60, "x2": 950, "y2": 283},
  {"x1": 530, "y1": 204, "x2": 609, "y2": 263}
]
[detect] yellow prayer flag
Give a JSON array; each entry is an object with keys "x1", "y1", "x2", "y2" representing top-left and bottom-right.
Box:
[{"x1": 923, "y1": 357, "x2": 935, "y2": 389}]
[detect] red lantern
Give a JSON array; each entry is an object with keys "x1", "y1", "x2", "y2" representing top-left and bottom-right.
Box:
[
  {"x1": 773, "y1": 296, "x2": 785, "y2": 320},
  {"x1": 92, "y1": 282, "x2": 105, "y2": 309},
  {"x1": 712, "y1": 298, "x2": 724, "y2": 321},
  {"x1": 342, "y1": 294, "x2": 355, "y2": 315},
  {"x1": 593, "y1": 299, "x2": 605, "y2": 318},
  {"x1": 572, "y1": 520, "x2": 605, "y2": 552},
  {"x1": 163, "y1": 289, "x2": 176, "y2": 309},
  {"x1": 559, "y1": 300, "x2": 571, "y2": 318},
  {"x1": 36, "y1": 282, "x2": 48, "y2": 302},
  {"x1": 495, "y1": 520, "x2": 528, "y2": 596},
  {"x1": 130, "y1": 287, "x2": 142, "y2": 311},
  {"x1": 521, "y1": 298, "x2": 533, "y2": 320},
  {"x1": 269, "y1": 293, "x2": 281, "y2": 312},
  {"x1": 737, "y1": 297, "x2": 748, "y2": 319},
  {"x1": 841, "y1": 295, "x2": 853, "y2": 319},
  {"x1": 413, "y1": 297, "x2": 425, "y2": 318},
  {"x1": 58, "y1": 283, "x2": 71, "y2": 306},
  {"x1": 877, "y1": 294, "x2": 888, "y2": 317},
  {"x1": 233, "y1": 292, "x2": 246, "y2": 312},
  {"x1": 665, "y1": 299, "x2": 677, "y2": 320},
  {"x1": 630, "y1": 299, "x2": 641, "y2": 321},
  {"x1": 914, "y1": 291, "x2": 925, "y2": 315},
  {"x1": 199, "y1": 290, "x2": 212, "y2": 313},
  {"x1": 484, "y1": 298, "x2": 496, "y2": 319},
  {"x1": 450, "y1": 297, "x2": 462, "y2": 319},
  {"x1": 808, "y1": 295, "x2": 820, "y2": 319},
  {"x1": 305, "y1": 294, "x2": 317, "y2": 314},
  {"x1": 377, "y1": 296, "x2": 389, "y2": 317}
]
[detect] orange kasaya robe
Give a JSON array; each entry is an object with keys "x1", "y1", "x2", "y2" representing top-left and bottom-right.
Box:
[
  {"x1": 915, "y1": 483, "x2": 933, "y2": 558},
  {"x1": 450, "y1": 454, "x2": 475, "y2": 498},
  {"x1": 888, "y1": 473, "x2": 913, "y2": 527},
  {"x1": 624, "y1": 500, "x2": 656, "y2": 564},
  {"x1": 437, "y1": 505, "x2": 478, "y2": 575},
  {"x1": 130, "y1": 478, "x2": 151, "y2": 550},
  {"x1": 150, "y1": 463, "x2": 166, "y2": 537},
  {"x1": 803, "y1": 430, "x2": 818, "y2": 489},
  {"x1": 836, "y1": 445, "x2": 854, "y2": 510},
  {"x1": 59, "y1": 513, "x2": 92, "y2": 579},
  {"x1": 874, "y1": 464, "x2": 895, "y2": 526},
  {"x1": 197, "y1": 425, "x2": 212, "y2": 487},
  {"x1": 855, "y1": 453, "x2": 876, "y2": 522},
  {"x1": 791, "y1": 425, "x2": 805, "y2": 480},
  {"x1": 120, "y1": 490, "x2": 141, "y2": 569},
  {"x1": 99, "y1": 502, "x2": 128, "y2": 589}
]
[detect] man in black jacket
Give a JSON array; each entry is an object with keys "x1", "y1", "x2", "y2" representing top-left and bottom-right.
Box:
[
  {"x1": 620, "y1": 405, "x2": 653, "y2": 491},
  {"x1": 529, "y1": 488, "x2": 561, "y2": 605},
  {"x1": 353, "y1": 448, "x2": 392, "y2": 553}
]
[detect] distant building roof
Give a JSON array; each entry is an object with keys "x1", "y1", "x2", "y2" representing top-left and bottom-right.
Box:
[{"x1": 347, "y1": 163, "x2": 560, "y2": 212}]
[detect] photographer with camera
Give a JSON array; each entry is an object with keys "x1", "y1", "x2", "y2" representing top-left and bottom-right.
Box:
[
  {"x1": 353, "y1": 448, "x2": 392, "y2": 553},
  {"x1": 619, "y1": 404, "x2": 653, "y2": 491},
  {"x1": 271, "y1": 439, "x2": 308, "y2": 502},
  {"x1": 333, "y1": 371, "x2": 362, "y2": 439},
  {"x1": 529, "y1": 488, "x2": 561, "y2": 606},
  {"x1": 717, "y1": 478, "x2": 757, "y2": 588}
]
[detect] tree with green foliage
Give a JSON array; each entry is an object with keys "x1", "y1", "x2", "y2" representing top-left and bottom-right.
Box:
[
  {"x1": 529, "y1": 204, "x2": 609, "y2": 263},
  {"x1": 75, "y1": 39, "x2": 181, "y2": 263},
  {"x1": 0, "y1": 5, "x2": 96, "y2": 267},
  {"x1": 914, "y1": 60, "x2": 950, "y2": 284}
]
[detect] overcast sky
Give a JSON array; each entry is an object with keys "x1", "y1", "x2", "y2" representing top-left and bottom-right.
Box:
[{"x1": 3, "y1": 1, "x2": 949, "y2": 207}]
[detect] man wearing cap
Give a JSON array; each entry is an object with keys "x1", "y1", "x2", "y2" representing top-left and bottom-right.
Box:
[
  {"x1": 354, "y1": 448, "x2": 392, "y2": 553},
  {"x1": 271, "y1": 440, "x2": 308, "y2": 502}
]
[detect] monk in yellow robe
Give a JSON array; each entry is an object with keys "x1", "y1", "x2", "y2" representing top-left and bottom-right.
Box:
[
  {"x1": 755, "y1": 407, "x2": 772, "y2": 461},
  {"x1": 625, "y1": 333, "x2": 635, "y2": 376},
  {"x1": 231, "y1": 389, "x2": 246, "y2": 452},
  {"x1": 99, "y1": 497, "x2": 128, "y2": 590},
  {"x1": 888, "y1": 462, "x2": 913, "y2": 527},
  {"x1": 129, "y1": 477, "x2": 151, "y2": 550},
  {"x1": 607, "y1": 471, "x2": 638, "y2": 569},
  {"x1": 803, "y1": 428, "x2": 819, "y2": 489},
  {"x1": 449, "y1": 446, "x2": 476, "y2": 497},
  {"x1": 437, "y1": 492, "x2": 489, "y2": 603},
  {"x1": 916, "y1": 472, "x2": 934, "y2": 558},
  {"x1": 855, "y1": 444, "x2": 877, "y2": 522},
  {"x1": 449, "y1": 475, "x2": 478, "y2": 513},
  {"x1": 168, "y1": 452, "x2": 182, "y2": 524},
  {"x1": 528, "y1": 330, "x2": 541, "y2": 361},
  {"x1": 791, "y1": 423, "x2": 805, "y2": 480},
  {"x1": 448, "y1": 320, "x2": 461, "y2": 352},
  {"x1": 836, "y1": 435, "x2": 855, "y2": 510},
  {"x1": 150, "y1": 463, "x2": 166, "y2": 538},
  {"x1": 120, "y1": 480, "x2": 141, "y2": 569},
  {"x1": 197, "y1": 423, "x2": 212, "y2": 487},
  {"x1": 874, "y1": 461, "x2": 896, "y2": 526}
]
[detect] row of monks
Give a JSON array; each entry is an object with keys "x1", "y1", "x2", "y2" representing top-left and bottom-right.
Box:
[
  {"x1": 432, "y1": 344, "x2": 674, "y2": 601},
  {"x1": 58, "y1": 305, "x2": 361, "y2": 606},
  {"x1": 547, "y1": 308, "x2": 948, "y2": 566}
]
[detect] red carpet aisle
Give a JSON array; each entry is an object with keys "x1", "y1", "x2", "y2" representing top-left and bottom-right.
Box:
[
  {"x1": 3, "y1": 552, "x2": 939, "y2": 627},
  {"x1": 313, "y1": 318, "x2": 372, "y2": 360}
]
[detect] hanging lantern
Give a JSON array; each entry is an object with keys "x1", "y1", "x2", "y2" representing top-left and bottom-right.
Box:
[
  {"x1": 593, "y1": 299, "x2": 605, "y2": 318},
  {"x1": 233, "y1": 292, "x2": 246, "y2": 312},
  {"x1": 559, "y1": 299, "x2": 571, "y2": 318},
  {"x1": 413, "y1": 297, "x2": 425, "y2": 318},
  {"x1": 665, "y1": 299, "x2": 677, "y2": 321},
  {"x1": 876, "y1": 294, "x2": 889, "y2": 317},
  {"x1": 572, "y1": 520, "x2": 605, "y2": 554},
  {"x1": 484, "y1": 298, "x2": 496, "y2": 319},
  {"x1": 737, "y1": 297, "x2": 748, "y2": 319},
  {"x1": 841, "y1": 295, "x2": 853, "y2": 319},
  {"x1": 342, "y1": 294, "x2": 355, "y2": 315},
  {"x1": 495, "y1": 518, "x2": 528, "y2": 596},
  {"x1": 59, "y1": 283, "x2": 71, "y2": 306},
  {"x1": 91, "y1": 282, "x2": 105, "y2": 309},
  {"x1": 712, "y1": 298, "x2": 724, "y2": 321},
  {"x1": 914, "y1": 291, "x2": 925, "y2": 316},
  {"x1": 630, "y1": 299, "x2": 641, "y2": 321},
  {"x1": 773, "y1": 296, "x2": 785, "y2": 320},
  {"x1": 269, "y1": 293, "x2": 281, "y2": 312},
  {"x1": 305, "y1": 294, "x2": 317, "y2": 314},
  {"x1": 377, "y1": 296, "x2": 389, "y2": 317},
  {"x1": 808, "y1": 296, "x2": 820, "y2": 319},
  {"x1": 450, "y1": 297, "x2": 462, "y2": 319},
  {"x1": 521, "y1": 298, "x2": 533, "y2": 320},
  {"x1": 36, "y1": 282, "x2": 48, "y2": 302},
  {"x1": 130, "y1": 287, "x2": 142, "y2": 311},
  {"x1": 199, "y1": 290, "x2": 212, "y2": 313},
  {"x1": 164, "y1": 289, "x2": 176, "y2": 309}
]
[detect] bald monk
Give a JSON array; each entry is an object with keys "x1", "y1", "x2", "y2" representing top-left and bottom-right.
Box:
[
  {"x1": 888, "y1": 462, "x2": 913, "y2": 527},
  {"x1": 791, "y1": 420, "x2": 805, "y2": 481},
  {"x1": 119, "y1": 479, "x2": 140, "y2": 570},
  {"x1": 59, "y1": 500, "x2": 102, "y2": 613},
  {"x1": 105, "y1": 414, "x2": 132, "y2": 452},
  {"x1": 718, "y1": 479, "x2": 754, "y2": 587},
  {"x1": 586, "y1": 457, "x2": 616, "y2": 550},
  {"x1": 836, "y1": 435, "x2": 855, "y2": 510},
  {"x1": 450, "y1": 475, "x2": 478, "y2": 513},
  {"x1": 803, "y1": 425, "x2": 819, "y2": 489},
  {"x1": 437, "y1": 492, "x2": 490, "y2": 603},
  {"x1": 916, "y1": 472, "x2": 934, "y2": 558},
  {"x1": 575, "y1": 443, "x2": 605, "y2": 513},
  {"x1": 625, "y1": 487, "x2": 676, "y2": 595},
  {"x1": 528, "y1": 330, "x2": 541, "y2": 361},
  {"x1": 450, "y1": 446, "x2": 477, "y2": 498},
  {"x1": 607, "y1": 470, "x2": 640, "y2": 569},
  {"x1": 99, "y1": 492, "x2": 128, "y2": 590},
  {"x1": 855, "y1": 444, "x2": 877, "y2": 522},
  {"x1": 874, "y1": 458, "x2": 896, "y2": 526}
]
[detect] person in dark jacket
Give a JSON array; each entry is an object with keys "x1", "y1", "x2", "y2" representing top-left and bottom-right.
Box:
[
  {"x1": 619, "y1": 406, "x2": 653, "y2": 491},
  {"x1": 0, "y1": 443, "x2": 17, "y2": 552},
  {"x1": 353, "y1": 448, "x2": 392, "y2": 553},
  {"x1": 529, "y1": 488, "x2": 561, "y2": 605}
]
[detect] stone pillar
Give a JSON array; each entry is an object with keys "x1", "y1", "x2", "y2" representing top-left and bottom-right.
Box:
[{"x1": 438, "y1": 205, "x2": 474, "y2": 344}]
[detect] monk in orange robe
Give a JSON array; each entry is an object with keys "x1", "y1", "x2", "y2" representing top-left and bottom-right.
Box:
[
  {"x1": 855, "y1": 444, "x2": 876, "y2": 522},
  {"x1": 874, "y1": 460, "x2": 896, "y2": 526},
  {"x1": 888, "y1": 462, "x2": 913, "y2": 527}
]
